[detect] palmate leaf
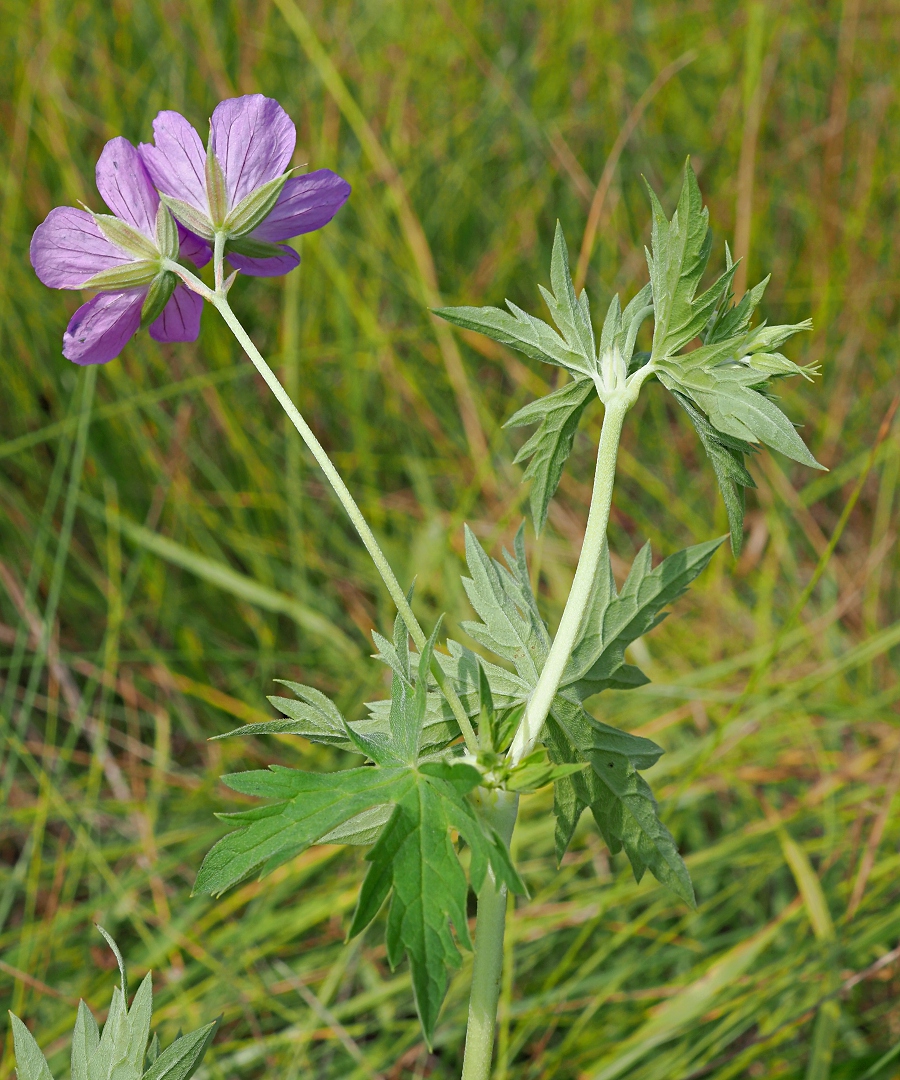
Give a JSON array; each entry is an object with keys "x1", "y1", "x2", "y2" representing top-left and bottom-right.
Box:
[
  {"x1": 454, "y1": 528, "x2": 719, "y2": 900},
  {"x1": 195, "y1": 630, "x2": 524, "y2": 1044}
]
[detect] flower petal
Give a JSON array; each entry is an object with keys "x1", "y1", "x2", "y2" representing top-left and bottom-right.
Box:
[
  {"x1": 149, "y1": 283, "x2": 204, "y2": 342},
  {"x1": 250, "y1": 170, "x2": 351, "y2": 243},
  {"x1": 177, "y1": 223, "x2": 212, "y2": 267},
  {"x1": 210, "y1": 95, "x2": 295, "y2": 210},
  {"x1": 95, "y1": 137, "x2": 159, "y2": 239},
  {"x1": 62, "y1": 290, "x2": 145, "y2": 365},
  {"x1": 139, "y1": 111, "x2": 208, "y2": 214},
  {"x1": 226, "y1": 244, "x2": 300, "y2": 278},
  {"x1": 31, "y1": 206, "x2": 132, "y2": 289}
]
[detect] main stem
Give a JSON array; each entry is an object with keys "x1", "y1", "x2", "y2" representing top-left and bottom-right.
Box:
[
  {"x1": 508, "y1": 397, "x2": 629, "y2": 765},
  {"x1": 205, "y1": 288, "x2": 479, "y2": 754},
  {"x1": 461, "y1": 789, "x2": 518, "y2": 1080},
  {"x1": 461, "y1": 396, "x2": 631, "y2": 1080}
]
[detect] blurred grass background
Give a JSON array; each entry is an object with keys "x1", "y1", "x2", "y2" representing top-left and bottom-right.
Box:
[{"x1": 1, "y1": 0, "x2": 899, "y2": 1077}]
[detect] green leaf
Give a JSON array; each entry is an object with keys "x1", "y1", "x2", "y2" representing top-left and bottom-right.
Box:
[
  {"x1": 140, "y1": 1021, "x2": 218, "y2": 1080},
  {"x1": 71, "y1": 1001, "x2": 99, "y2": 1080},
  {"x1": 460, "y1": 524, "x2": 549, "y2": 684},
  {"x1": 546, "y1": 700, "x2": 695, "y2": 905},
  {"x1": 536, "y1": 221, "x2": 596, "y2": 369},
  {"x1": 433, "y1": 302, "x2": 593, "y2": 377},
  {"x1": 672, "y1": 390, "x2": 755, "y2": 556},
  {"x1": 561, "y1": 538, "x2": 724, "y2": 700},
  {"x1": 194, "y1": 766, "x2": 412, "y2": 896},
  {"x1": 671, "y1": 367, "x2": 823, "y2": 469},
  {"x1": 454, "y1": 529, "x2": 711, "y2": 903},
  {"x1": 645, "y1": 161, "x2": 734, "y2": 362},
  {"x1": 347, "y1": 762, "x2": 524, "y2": 1044},
  {"x1": 9, "y1": 1014, "x2": 54, "y2": 1080},
  {"x1": 505, "y1": 378, "x2": 594, "y2": 531}
]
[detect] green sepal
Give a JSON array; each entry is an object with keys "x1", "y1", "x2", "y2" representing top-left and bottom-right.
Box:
[
  {"x1": 225, "y1": 235, "x2": 288, "y2": 259},
  {"x1": 205, "y1": 148, "x2": 228, "y2": 228},
  {"x1": 82, "y1": 260, "x2": 161, "y2": 291},
  {"x1": 223, "y1": 170, "x2": 292, "y2": 238},
  {"x1": 155, "y1": 203, "x2": 179, "y2": 261},
  {"x1": 140, "y1": 271, "x2": 178, "y2": 329},
  {"x1": 159, "y1": 194, "x2": 215, "y2": 241},
  {"x1": 92, "y1": 213, "x2": 159, "y2": 260}
]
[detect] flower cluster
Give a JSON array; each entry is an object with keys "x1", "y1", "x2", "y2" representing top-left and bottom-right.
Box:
[{"x1": 31, "y1": 95, "x2": 350, "y2": 365}]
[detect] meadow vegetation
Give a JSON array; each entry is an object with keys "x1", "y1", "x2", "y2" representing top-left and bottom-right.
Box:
[{"x1": 1, "y1": 1, "x2": 899, "y2": 1077}]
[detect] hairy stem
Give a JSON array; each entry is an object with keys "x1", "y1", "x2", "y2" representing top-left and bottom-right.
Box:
[
  {"x1": 461, "y1": 789, "x2": 518, "y2": 1080},
  {"x1": 508, "y1": 397, "x2": 629, "y2": 765},
  {"x1": 205, "y1": 289, "x2": 480, "y2": 754}
]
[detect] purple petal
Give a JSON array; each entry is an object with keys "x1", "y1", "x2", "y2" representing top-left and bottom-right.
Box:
[
  {"x1": 210, "y1": 95, "x2": 295, "y2": 210},
  {"x1": 250, "y1": 170, "x2": 351, "y2": 243},
  {"x1": 227, "y1": 245, "x2": 301, "y2": 278},
  {"x1": 139, "y1": 111, "x2": 207, "y2": 214},
  {"x1": 177, "y1": 223, "x2": 212, "y2": 267},
  {"x1": 95, "y1": 137, "x2": 159, "y2": 239},
  {"x1": 149, "y1": 283, "x2": 203, "y2": 342},
  {"x1": 31, "y1": 206, "x2": 133, "y2": 289},
  {"x1": 62, "y1": 290, "x2": 145, "y2": 365}
]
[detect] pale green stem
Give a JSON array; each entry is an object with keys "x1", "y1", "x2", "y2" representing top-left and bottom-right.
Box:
[
  {"x1": 461, "y1": 789, "x2": 518, "y2": 1080},
  {"x1": 507, "y1": 396, "x2": 629, "y2": 766},
  {"x1": 163, "y1": 258, "x2": 479, "y2": 754}
]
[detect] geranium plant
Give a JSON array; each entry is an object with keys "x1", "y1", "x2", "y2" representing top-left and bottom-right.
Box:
[{"x1": 14, "y1": 94, "x2": 821, "y2": 1080}]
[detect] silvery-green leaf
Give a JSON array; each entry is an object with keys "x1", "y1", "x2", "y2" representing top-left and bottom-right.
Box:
[
  {"x1": 672, "y1": 390, "x2": 755, "y2": 556},
  {"x1": 217, "y1": 680, "x2": 351, "y2": 747},
  {"x1": 562, "y1": 537, "x2": 723, "y2": 698},
  {"x1": 433, "y1": 302, "x2": 593, "y2": 377},
  {"x1": 159, "y1": 195, "x2": 214, "y2": 241},
  {"x1": 224, "y1": 235, "x2": 287, "y2": 260},
  {"x1": 154, "y1": 204, "x2": 179, "y2": 261},
  {"x1": 9, "y1": 1014, "x2": 54, "y2": 1080},
  {"x1": 140, "y1": 1021, "x2": 217, "y2": 1080},
  {"x1": 145, "y1": 1034, "x2": 160, "y2": 1069},
  {"x1": 123, "y1": 973, "x2": 153, "y2": 1078},
  {"x1": 460, "y1": 524, "x2": 549, "y2": 683},
  {"x1": 505, "y1": 377, "x2": 594, "y2": 531},
  {"x1": 93, "y1": 214, "x2": 159, "y2": 260},
  {"x1": 536, "y1": 221, "x2": 596, "y2": 368},
  {"x1": 645, "y1": 163, "x2": 735, "y2": 361},
  {"x1": 205, "y1": 149, "x2": 227, "y2": 228},
  {"x1": 140, "y1": 272, "x2": 177, "y2": 329},
  {"x1": 82, "y1": 261, "x2": 160, "y2": 291},
  {"x1": 223, "y1": 172, "x2": 291, "y2": 238},
  {"x1": 71, "y1": 1001, "x2": 99, "y2": 1080}
]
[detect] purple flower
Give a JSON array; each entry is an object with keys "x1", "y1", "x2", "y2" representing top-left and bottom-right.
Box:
[
  {"x1": 30, "y1": 137, "x2": 210, "y2": 365},
  {"x1": 138, "y1": 94, "x2": 350, "y2": 277}
]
